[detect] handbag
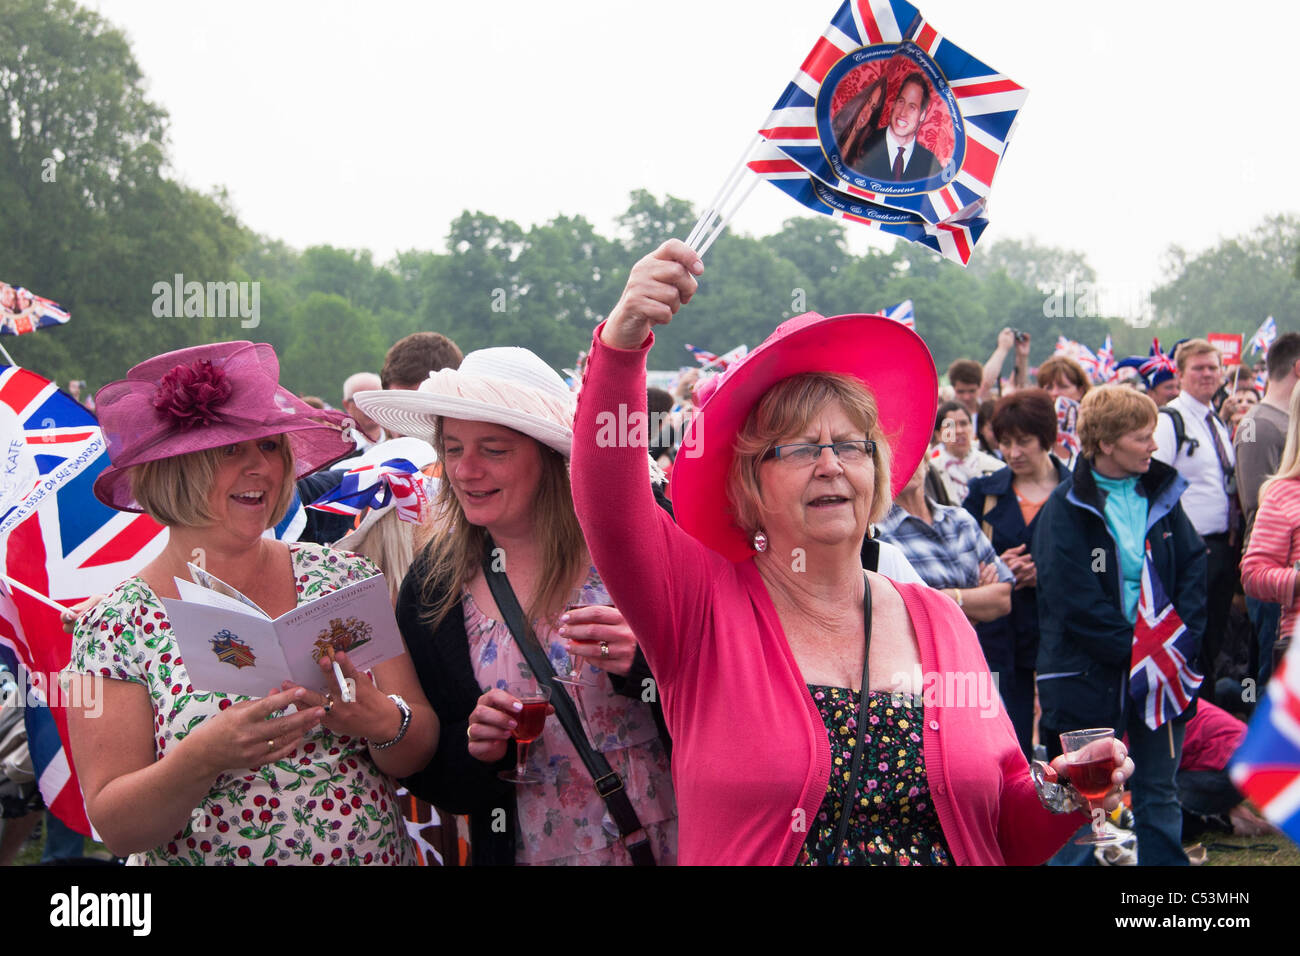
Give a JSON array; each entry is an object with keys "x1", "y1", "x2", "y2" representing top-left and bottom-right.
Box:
[{"x1": 480, "y1": 541, "x2": 655, "y2": 866}]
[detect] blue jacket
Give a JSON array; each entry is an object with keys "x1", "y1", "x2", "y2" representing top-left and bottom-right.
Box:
[
  {"x1": 964, "y1": 457, "x2": 1072, "y2": 673},
  {"x1": 1031, "y1": 456, "x2": 1206, "y2": 732}
]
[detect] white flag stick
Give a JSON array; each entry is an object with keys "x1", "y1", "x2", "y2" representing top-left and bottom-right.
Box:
[
  {"x1": 694, "y1": 176, "x2": 760, "y2": 259},
  {"x1": 1, "y1": 574, "x2": 72, "y2": 615},
  {"x1": 685, "y1": 134, "x2": 762, "y2": 251}
]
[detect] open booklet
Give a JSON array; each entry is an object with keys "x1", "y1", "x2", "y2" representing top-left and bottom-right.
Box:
[{"x1": 159, "y1": 563, "x2": 405, "y2": 698}]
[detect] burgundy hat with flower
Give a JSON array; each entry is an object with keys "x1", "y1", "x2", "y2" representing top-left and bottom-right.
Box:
[{"x1": 92, "y1": 341, "x2": 356, "y2": 513}]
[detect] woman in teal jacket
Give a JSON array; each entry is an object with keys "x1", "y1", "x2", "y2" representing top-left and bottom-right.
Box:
[{"x1": 1033, "y1": 386, "x2": 1206, "y2": 865}]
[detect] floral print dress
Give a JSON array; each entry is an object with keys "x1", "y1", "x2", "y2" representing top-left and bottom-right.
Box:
[
  {"x1": 70, "y1": 543, "x2": 416, "y2": 866},
  {"x1": 463, "y1": 569, "x2": 678, "y2": 864},
  {"x1": 796, "y1": 687, "x2": 951, "y2": 866}
]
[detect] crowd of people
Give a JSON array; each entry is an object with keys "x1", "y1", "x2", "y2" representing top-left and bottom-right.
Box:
[{"x1": 35, "y1": 241, "x2": 1291, "y2": 867}]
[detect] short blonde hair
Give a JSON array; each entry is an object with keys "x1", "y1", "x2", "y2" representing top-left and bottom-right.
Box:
[
  {"x1": 1173, "y1": 338, "x2": 1220, "y2": 374},
  {"x1": 1078, "y1": 386, "x2": 1157, "y2": 458},
  {"x1": 727, "y1": 373, "x2": 892, "y2": 536},
  {"x1": 130, "y1": 438, "x2": 296, "y2": 529},
  {"x1": 1036, "y1": 355, "x2": 1092, "y2": 397}
]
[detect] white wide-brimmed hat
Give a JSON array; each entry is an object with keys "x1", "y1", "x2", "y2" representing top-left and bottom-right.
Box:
[{"x1": 354, "y1": 347, "x2": 575, "y2": 458}]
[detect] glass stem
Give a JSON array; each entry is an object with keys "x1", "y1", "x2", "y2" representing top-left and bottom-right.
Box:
[{"x1": 516, "y1": 741, "x2": 529, "y2": 779}]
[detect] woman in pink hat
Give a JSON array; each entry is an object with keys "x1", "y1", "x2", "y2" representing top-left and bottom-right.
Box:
[
  {"x1": 571, "y1": 241, "x2": 1133, "y2": 866},
  {"x1": 356, "y1": 348, "x2": 677, "y2": 866},
  {"x1": 65, "y1": 342, "x2": 436, "y2": 865}
]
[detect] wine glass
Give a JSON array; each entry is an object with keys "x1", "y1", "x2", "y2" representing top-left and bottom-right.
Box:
[
  {"x1": 497, "y1": 680, "x2": 552, "y2": 785},
  {"x1": 552, "y1": 586, "x2": 610, "y2": 687},
  {"x1": 1059, "y1": 728, "x2": 1126, "y2": 846}
]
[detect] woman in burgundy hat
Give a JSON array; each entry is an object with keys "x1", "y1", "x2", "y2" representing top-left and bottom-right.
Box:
[
  {"x1": 571, "y1": 241, "x2": 1133, "y2": 866},
  {"x1": 65, "y1": 341, "x2": 436, "y2": 865}
]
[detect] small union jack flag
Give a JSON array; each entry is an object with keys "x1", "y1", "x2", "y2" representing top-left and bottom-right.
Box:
[
  {"x1": 1249, "y1": 316, "x2": 1278, "y2": 357},
  {"x1": 876, "y1": 299, "x2": 915, "y2": 330},
  {"x1": 1229, "y1": 642, "x2": 1300, "y2": 844},
  {"x1": 1116, "y1": 338, "x2": 1178, "y2": 389},
  {"x1": 1130, "y1": 543, "x2": 1203, "y2": 731},
  {"x1": 308, "y1": 457, "x2": 429, "y2": 526},
  {"x1": 1054, "y1": 337, "x2": 1100, "y2": 381},
  {"x1": 1095, "y1": 335, "x2": 1116, "y2": 384}
]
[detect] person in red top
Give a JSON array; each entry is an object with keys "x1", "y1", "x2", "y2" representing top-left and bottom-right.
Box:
[{"x1": 571, "y1": 240, "x2": 1132, "y2": 865}]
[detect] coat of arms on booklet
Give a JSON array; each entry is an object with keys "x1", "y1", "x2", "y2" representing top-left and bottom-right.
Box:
[{"x1": 160, "y1": 563, "x2": 404, "y2": 698}]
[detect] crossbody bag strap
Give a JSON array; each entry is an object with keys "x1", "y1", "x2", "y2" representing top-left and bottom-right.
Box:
[
  {"x1": 833, "y1": 576, "x2": 874, "y2": 863},
  {"x1": 480, "y1": 540, "x2": 655, "y2": 866}
]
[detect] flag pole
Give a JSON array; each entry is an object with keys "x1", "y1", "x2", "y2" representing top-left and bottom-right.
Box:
[
  {"x1": 695, "y1": 177, "x2": 760, "y2": 258},
  {"x1": 685, "y1": 134, "x2": 761, "y2": 251},
  {"x1": 1, "y1": 574, "x2": 72, "y2": 616},
  {"x1": 0, "y1": 341, "x2": 16, "y2": 366}
]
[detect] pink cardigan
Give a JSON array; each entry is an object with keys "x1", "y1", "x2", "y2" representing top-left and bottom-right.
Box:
[
  {"x1": 570, "y1": 327, "x2": 1081, "y2": 865},
  {"x1": 1241, "y1": 478, "x2": 1300, "y2": 638}
]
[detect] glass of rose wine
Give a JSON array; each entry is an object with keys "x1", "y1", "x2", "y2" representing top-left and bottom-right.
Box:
[
  {"x1": 552, "y1": 587, "x2": 611, "y2": 687},
  {"x1": 498, "y1": 680, "x2": 552, "y2": 785},
  {"x1": 1059, "y1": 727, "x2": 1125, "y2": 846}
]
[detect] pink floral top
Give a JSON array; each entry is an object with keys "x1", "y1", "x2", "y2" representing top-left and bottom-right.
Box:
[
  {"x1": 70, "y1": 543, "x2": 415, "y2": 866},
  {"x1": 463, "y1": 570, "x2": 677, "y2": 864}
]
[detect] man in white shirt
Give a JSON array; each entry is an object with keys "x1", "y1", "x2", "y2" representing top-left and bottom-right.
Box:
[{"x1": 1153, "y1": 339, "x2": 1237, "y2": 693}]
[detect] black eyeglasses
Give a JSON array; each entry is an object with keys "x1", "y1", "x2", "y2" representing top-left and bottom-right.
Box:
[{"x1": 762, "y1": 440, "x2": 876, "y2": 466}]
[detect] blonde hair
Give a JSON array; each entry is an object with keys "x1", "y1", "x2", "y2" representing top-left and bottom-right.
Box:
[
  {"x1": 1173, "y1": 338, "x2": 1220, "y2": 374},
  {"x1": 1036, "y1": 356, "x2": 1092, "y2": 397},
  {"x1": 1258, "y1": 384, "x2": 1300, "y2": 507},
  {"x1": 130, "y1": 438, "x2": 295, "y2": 529},
  {"x1": 349, "y1": 507, "x2": 422, "y2": 605},
  {"x1": 727, "y1": 373, "x2": 893, "y2": 537},
  {"x1": 416, "y1": 423, "x2": 585, "y2": 630},
  {"x1": 1078, "y1": 386, "x2": 1157, "y2": 458}
]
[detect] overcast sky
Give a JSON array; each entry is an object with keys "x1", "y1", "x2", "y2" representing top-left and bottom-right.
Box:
[{"x1": 91, "y1": 0, "x2": 1299, "y2": 317}]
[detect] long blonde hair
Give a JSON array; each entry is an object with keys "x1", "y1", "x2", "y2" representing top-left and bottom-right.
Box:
[
  {"x1": 416, "y1": 422, "x2": 586, "y2": 630},
  {"x1": 1257, "y1": 385, "x2": 1300, "y2": 508}
]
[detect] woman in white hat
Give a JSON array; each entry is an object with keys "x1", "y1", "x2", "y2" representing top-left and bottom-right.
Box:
[{"x1": 356, "y1": 348, "x2": 676, "y2": 865}]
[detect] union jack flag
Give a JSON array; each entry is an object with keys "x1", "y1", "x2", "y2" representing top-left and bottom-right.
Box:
[
  {"x1": 685, "y1": 343, "x2": 747, "y2": 371},
  {"x1": 760, "y1": 0, "x2": 1027, "y2": 226},
  {"x1": 1053, "y1": 336, "x2": 1100, "y2": 380},
  {"x1": 0, "y1": 281, "x2": 71, "y2": 337},
  {"x1": 1095, "y1": 335, "x2": 1116, "y2": 383},
  {"x1": 1255, "y1": 370, "x2": 1269, "y2": 395},
  {"x1": 1229, "y1": 642, "x2": 1300, "y2": 844},
  {"x1": 876, "y1": 299, "x2": 915, "y2": 330},
  {"x1": 1116, "y1": 338, "x2": 1178, "y2": 387},
  {"x1": 1129, "y1": 543, "x2": 1202, "y2": 731},
  {"x1": 685, "y1": 344, "x2": 722, "y2": 368},
  {"x1": 1, "y1": 365, "x2": 167, "y2": 834},
  {"x1": 1249, "y1": 316, "x2": 1278, "y2": 357},
  {"x1": 748, "y1": 141, "x2": 987, "y2": 265},
  {"x1": 308, "y1": 457, "x2": 429, "y2": 526}
]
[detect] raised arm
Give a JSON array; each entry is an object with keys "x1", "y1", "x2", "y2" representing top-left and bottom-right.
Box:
[{"x1": 571, "y1": 241, "x2": 714, "y2": 681}]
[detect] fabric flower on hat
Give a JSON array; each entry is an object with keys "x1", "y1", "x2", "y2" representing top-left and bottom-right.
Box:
[{"x1": 152, "y1": 359, "x2": 232, "y2": 429}]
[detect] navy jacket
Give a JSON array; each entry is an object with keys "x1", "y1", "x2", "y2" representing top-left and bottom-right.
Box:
[
  {"x1": 964, "y1": 457, "x2": 1072, "y2": 673},
  {"x1": 1031, "y1": 456, "x2": 1206, "y2": 732}
]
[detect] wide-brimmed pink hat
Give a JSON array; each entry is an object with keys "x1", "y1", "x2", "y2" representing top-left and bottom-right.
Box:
[
  {"x1": 93, "y1": 341, "x2": 356, "y2": 512},
  {"x1": 670, "y1": 312, "x2": 938, "y2": 562}
]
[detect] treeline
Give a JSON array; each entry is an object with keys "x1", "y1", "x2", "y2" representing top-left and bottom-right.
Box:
[{"x1": 3, "y1": 0, "x2": 1298, "y2": 402}]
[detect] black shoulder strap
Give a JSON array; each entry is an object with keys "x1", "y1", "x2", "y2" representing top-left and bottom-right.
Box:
[
  {"x1": 861, "y1": 536, "x2": 880, "y2": 572},
  {"x1": 1158, "y1": 405, "x2": 1197, "y2": 457},
  {"x1": 480, "y1": 538, "x2": 655, "y2": 865}
]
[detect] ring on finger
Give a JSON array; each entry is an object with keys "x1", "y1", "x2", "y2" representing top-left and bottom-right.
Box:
[
  {"x1": 323, "y1": 694, "x2": 333, "y2": 714},
  {"x1": 600, "y1": 641, "x2": 610, "y2": 658},
  {"x1": 466, "y1": 725, "x2": 474, "y2": 742},
  {"x1": 266, "y1": 738, "x2": 275, "y2": 752}
]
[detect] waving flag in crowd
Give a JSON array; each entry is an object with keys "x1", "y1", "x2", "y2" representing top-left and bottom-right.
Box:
[
  {"x1": 759, "y1": 0, "x2": 1026, "y2": 227},
  {"x1": 1230, "y1": 640, "x2": 1300, "y2": 844},
  {"x1": 877, "y1": 299, "x2": 915, "y2": 330},
  {"x1": 1116, "y1": 338, "x2": 1179, "y2": 390},
  {"x1": 1250, "y1": 316, "x2": 1278, "y2": 357},
  {"x1": 685, "y1": 343, "x2": 747, "y2": 372},
  {"x1": 1129, "y1": 544, "x2": 1203, "y2": 731},
  {"x1": 685, "y1": 0, "x2": 1022, "y2": 267},
  {"x1": 1095, "y1": 335, "x2": 1116, "y2": 383},
  {"x1": 1, "y1": 365, "x2": 167, "y2": 834},
  {"x1": 0, "y1": 281, "x2": 70, "y2": 337},
  {"x1": 1053, "y1": 336, "x2": 1100, "y2": 381}
]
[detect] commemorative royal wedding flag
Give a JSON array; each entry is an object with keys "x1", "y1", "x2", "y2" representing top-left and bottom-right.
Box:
[
  {"x1": 160, "y1": 563, "x2": 405, "y2": 698},
  {"x1": 760, "y1": 0, "x2": 1027, "y2": 226}
]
